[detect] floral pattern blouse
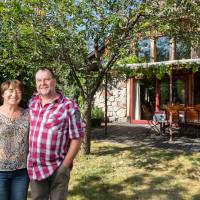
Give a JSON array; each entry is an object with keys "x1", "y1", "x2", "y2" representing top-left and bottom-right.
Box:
[{"x1": 0, "y1": 108, "x2": 29, "y2": 171}]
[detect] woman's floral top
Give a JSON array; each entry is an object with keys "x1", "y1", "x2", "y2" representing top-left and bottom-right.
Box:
[{"x1": 0, "y1": 108, "x2": 29, "y2": 171}]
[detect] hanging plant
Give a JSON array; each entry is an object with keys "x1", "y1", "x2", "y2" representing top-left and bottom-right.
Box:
[
  {"x1": 191, "y1": 63, "x2": 200, "y2": 73},
  {"x1": 113, "y1": 60, "x2": 200, "y2": 80}
]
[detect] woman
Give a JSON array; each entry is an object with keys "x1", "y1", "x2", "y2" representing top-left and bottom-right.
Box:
[{"x1": 0, "y1": 80, "x2": 29, "y2": 200}]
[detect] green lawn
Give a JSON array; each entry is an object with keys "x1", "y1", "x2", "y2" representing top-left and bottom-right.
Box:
[{"x1": 28, "y1": 141, "x2": 200, "y2": 200}]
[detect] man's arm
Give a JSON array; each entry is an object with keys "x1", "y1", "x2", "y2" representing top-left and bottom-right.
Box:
[{"x1": 62, "y1": 137, "x2": 84, "y2": 168}]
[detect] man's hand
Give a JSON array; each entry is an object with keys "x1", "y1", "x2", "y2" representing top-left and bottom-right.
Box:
[{"x1": 62, "y1": 137, "x2": 83, "y2": 168}]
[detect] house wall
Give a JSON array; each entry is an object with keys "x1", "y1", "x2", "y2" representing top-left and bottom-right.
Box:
[{"x1": 94, "y1": 81, "x2": 128, "y2": 122}]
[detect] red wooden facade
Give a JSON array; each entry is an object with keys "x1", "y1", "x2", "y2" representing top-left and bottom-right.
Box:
[{"x1": 129, "y1": 69, "x2": 197, "y2": 124}]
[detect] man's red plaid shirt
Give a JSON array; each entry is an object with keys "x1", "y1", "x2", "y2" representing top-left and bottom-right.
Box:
[{"x1": 27, "y1": 94, "x2": 84, "y2": 180}]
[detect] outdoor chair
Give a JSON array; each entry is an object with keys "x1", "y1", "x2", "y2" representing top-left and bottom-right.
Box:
[
  {"x1": 145, "y1": 112, "x2": 167, "y2": 136},
  {"x1": 165, "y1": 105, "x2": 180, "y2": 125},
  {"x1": 164, "y1": 105, "x2": 181, "y2": 139},
  {"x1": 180, "y1": 106, "x2": 200, "y2": 138}
]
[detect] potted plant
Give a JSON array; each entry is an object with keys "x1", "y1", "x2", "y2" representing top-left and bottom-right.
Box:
[{"x1": 91, "y1": 106, "x2": 104, "y2": 127}]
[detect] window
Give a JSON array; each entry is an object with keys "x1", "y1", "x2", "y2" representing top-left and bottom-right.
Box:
[
  {"x1": 173, "y1": 79, "x2": 185, "y2": 104},
  {"x1": 156, "y1": 36, "x2": 169, "y2": 62},
  {"x1": 176, "y1": 38, "x2": 191, "y2": 60},
  {"x1": 137, "y1": 39, "x2": 150, "y2": 62},
  {"x1": 160, "y1": 80, "x2": 169, "y2": 109},
  {"x1": 160, "y1": 77, "x2": 185, "y2": 110}
]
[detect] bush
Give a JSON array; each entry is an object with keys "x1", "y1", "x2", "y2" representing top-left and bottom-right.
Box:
[{"x1": 91, "y1": 106, "x2": 104, "y2": 119}]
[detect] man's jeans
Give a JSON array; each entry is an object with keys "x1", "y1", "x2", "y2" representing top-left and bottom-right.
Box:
[
  {"x1": 30, "y1": 164, "x2": 70, "y2": 200},
  {"x1": 0, "y1": 168, "x2": 29, "y2": 200}
]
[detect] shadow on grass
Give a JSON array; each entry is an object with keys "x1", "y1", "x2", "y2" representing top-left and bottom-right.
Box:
[
  {"x1": 69, "y1": 145, "x2": 200, "y2": 200},
  {"x1": 192, "y1": 194, "x2": 200, "y2": 200},
  {"x1": 93, "y1": 145, "x2": 192, "y2": 170},
  {"x1": 69, "y1": 172, "x2": 188, "y2": 200}
]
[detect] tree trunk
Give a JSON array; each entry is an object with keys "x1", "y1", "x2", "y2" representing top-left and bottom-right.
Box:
[{"x1": 81, "y1": 97, "x2": 92, "y2": 154}]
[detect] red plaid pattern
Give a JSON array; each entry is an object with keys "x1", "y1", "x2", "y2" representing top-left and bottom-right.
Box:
[{"x1": 27, "y1": 94, "x2": 84, "y2": 180}]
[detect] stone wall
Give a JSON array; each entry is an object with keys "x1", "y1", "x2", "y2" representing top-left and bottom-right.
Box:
[{"x1": 94, "y1": 81, "x2": 128, "y2": 122}]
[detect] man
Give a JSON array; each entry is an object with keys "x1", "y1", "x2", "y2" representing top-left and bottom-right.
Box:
[{"x1": 27, "y1": 68, "x2": 84, "y2": 200}]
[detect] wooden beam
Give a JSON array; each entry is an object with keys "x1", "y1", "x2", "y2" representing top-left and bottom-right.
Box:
[
  {"x1": 150, "y1": 37, "x2": 156, "y2": 62},
  {"x1": 169, "y1": 37, "x2": 176, "y2": 60}
]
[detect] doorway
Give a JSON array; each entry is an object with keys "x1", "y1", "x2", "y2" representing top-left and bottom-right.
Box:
[{"x1": 133, "y1": 79, "x2": 156, "y2": 120}]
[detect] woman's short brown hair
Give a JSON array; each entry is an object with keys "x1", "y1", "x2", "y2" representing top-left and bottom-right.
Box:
[{"x1": 1, "y1": 80, "x2": 23, "y2": 96}]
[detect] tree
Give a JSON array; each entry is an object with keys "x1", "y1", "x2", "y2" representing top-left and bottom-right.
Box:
[
  {"x1": 55, "y1": 0, "x2": 200, "y2": 154},
  {"x1": 0, "y1": 0, "x2": 200, "y2": 154}
]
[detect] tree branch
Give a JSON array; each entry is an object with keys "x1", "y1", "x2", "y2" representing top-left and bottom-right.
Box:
[
  {"x1": 61, "y1": 45, "x2": 86, "y2": 99},
  {"x1": 88, "y1": 12, "x2": 144, "y2": 98},
  {"x1": 90, "y1": 53, "x2": 118, "y2": 98}
]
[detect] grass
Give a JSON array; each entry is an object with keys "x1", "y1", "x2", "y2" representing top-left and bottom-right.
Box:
[{"x1": 27, "y1": 141, "x2": 200, "y2": 200}]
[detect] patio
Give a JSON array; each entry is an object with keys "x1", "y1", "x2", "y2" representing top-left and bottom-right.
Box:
[{"x1": 92, "y1": 123, "x2": 200, "y2": 153}]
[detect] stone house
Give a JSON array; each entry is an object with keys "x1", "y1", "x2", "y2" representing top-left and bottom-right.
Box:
[{"x1": 94, "y1": 36, "x2": 200, "y2": 124}]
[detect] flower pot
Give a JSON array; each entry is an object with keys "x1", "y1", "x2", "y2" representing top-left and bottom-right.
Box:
[{"x1": 91, "y1": 118, "x2": 102, "y2": 127}]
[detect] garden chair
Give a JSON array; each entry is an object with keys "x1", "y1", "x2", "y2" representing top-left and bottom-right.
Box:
[{"x1": 145, "y1": 112, "x2": 167, "y2": 136}]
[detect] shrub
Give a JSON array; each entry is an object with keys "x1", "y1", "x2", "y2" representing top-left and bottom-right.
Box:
[{"x1": 91, "y1": 106, "x2": 104, "y2": 119}]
